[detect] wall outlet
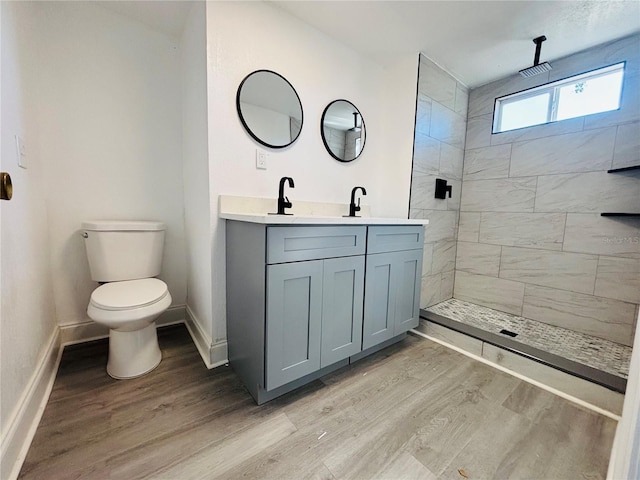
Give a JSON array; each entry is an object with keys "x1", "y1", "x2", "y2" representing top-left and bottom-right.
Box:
[
  {"x1": 256, "y1": 149, "x2": 268, "y2": 170},
  {"x1": 15, "y1": 135, "x2": 27, "y2": 169}
]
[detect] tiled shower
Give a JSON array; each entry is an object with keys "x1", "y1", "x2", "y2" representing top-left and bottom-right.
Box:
[{"x1": 411, "y1": 34, "x2": 640, "y2": 382}]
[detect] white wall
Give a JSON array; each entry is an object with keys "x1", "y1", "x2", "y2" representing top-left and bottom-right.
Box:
[
  {"x1": 1, "y1": 2, "x2": 57, "y2": 476},
  {"x1": 204, "y1": 1, "x2": 418, "y2": 344},
  {"x1": 180, "y1": 2, "x2": 213, "y2": 340},
  {"x1": 32, "y1": 2, "x2": 187, "y2": 328}
]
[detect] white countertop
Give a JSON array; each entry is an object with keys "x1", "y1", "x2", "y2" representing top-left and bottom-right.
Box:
[
  {"x1": 219, "y1": 195, "x2": 428, "y2": 226},
  {"x1": 220, "y1": 212, "x2": 428, "y2": 225}
]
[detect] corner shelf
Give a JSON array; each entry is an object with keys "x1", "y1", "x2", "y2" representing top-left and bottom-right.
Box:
[
  {"x1": 602, "y1": 165, "x2": 640, "y2": 217},
  {"x1": 607, "y1": 165, "x2": 640, "y2": 173},
  {"x1": 601, "y1": 213, "x2": 640, "y2": 217}
]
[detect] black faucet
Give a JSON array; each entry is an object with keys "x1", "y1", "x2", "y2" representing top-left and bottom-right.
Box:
[
  {"x1": 277, "y1": 177, "x2": 295, "y2": 215},
  {"x1": 349, "y1": 186, "x2": 367, "y2": 217}
]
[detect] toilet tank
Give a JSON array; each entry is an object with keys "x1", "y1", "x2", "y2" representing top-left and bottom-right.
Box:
[{"x1": 82, "y1": 220, "x2": 166, "y2": 282}]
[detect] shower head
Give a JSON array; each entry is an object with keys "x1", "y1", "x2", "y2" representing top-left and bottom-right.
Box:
[
  {"x1": 519, "y1": 35, "x2": 552, "y2": 78},
  {"x1": 348, "y1": 112, "x2": 361, "y2": 132}
]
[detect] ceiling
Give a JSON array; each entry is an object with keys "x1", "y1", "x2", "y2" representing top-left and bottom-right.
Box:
[{"x1": 100, "y1": 0, "x2": 640, "y2": 89}]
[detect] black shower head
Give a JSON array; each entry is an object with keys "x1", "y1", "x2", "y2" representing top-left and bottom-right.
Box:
[{"x1": 519, "y1": 36, "x2": 552, "y2": 78}]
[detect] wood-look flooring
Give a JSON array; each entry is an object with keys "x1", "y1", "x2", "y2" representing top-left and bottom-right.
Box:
[{"x1": 19, "y1": 324, "x2": 616, "y2": 480}]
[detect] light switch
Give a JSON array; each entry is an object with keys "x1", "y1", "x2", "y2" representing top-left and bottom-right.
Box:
[
  {"x1": 256, "y1": 149, "x2": 268, "y2": 170},
  {"x1": 15, "y1": 135, "x2": 27, "y2": 169}
]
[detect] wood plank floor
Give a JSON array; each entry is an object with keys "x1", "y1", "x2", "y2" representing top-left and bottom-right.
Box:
[{"x1": 19, "y1": 324, "x2": 616, "y2": 480}]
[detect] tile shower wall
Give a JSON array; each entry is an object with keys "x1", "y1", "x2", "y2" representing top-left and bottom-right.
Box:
[
  {"x1": 456, "y1": 34, "x2": 640, "y2": 347},
  {"x1": 410, "y1": 55, "x2": 468, "y2": 307}
]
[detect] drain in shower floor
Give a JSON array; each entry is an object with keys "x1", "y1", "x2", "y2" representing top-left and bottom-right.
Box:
[{"x1": 499, "y1": 329, "x2": 518, "y2": 337}]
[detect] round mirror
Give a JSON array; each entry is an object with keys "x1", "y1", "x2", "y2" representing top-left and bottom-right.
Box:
[
  {"x1": 321, "y1": 99, "x2": 366, "y2": 162},
  {"x1": 236, "y1": 70, "x2": 303, "y2": 149}
]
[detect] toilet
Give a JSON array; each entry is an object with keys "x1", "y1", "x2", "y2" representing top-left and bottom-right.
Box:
[{"x1": 82, "y1": 220, "x2": 172, "y2": 379}]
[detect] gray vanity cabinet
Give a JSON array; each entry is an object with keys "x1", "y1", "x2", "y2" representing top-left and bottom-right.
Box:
[
  {"x1": 226, "y1": 221, "x2": 423, "y2": 404},
  {"x1": 362, "y1": 226, "x2": 424, "y2": 350}
]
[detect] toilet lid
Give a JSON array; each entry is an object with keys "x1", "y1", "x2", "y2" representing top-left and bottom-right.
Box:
[{"x1": 90, "y1": 278, "x2": 169, "y2": 311}]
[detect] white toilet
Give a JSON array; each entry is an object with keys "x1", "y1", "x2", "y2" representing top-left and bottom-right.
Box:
[{"x1": 82, "y1": 220, "x2": 172, "y2": 379}]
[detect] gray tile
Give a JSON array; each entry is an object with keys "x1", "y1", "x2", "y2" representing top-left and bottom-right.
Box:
[
  {"x1": 535, "y1": 171, "x2": 640, "y2": 213},
  {"x1": 422, "y1": 243, "x2": 434, "y2": 276},
  {"x1": 419, "y1": 56, "x2": 457, "y2": 110},
  {"x1": 456, "y1": 241, "x2": 501, "y2": 276},
  {"x1": 612, "y1": 122, "x2": 640, "y2": 170},
  {"x1": 454, "y1": 271, "x2": 525, "y2": 315},
  {"x1": 413, "y1": 174, "x2": 460, "y2": 212},
  {"x1": 500, "y1": 246, "x2": 598, "y2": 295},
  {"x1": 430, "y1": 102, "x2": 467, "y2": 149},
  {"x1": 424, "y1": 320, "x2": 483, "y2": 355},
  {"x1": 445, "y1": 178, "x2": 462, "y2": 212},
  {"x1": 465, "y1": 114, "x2": 493, "y2": 149},
  {"x1": 522, "y1": 284, "x2": 637, "y2": 346},
  {"x1": 431, "y1": 240, "x2": 457, "y2": 274},
  {"x1": 413, "y1": 133, "x2": 441, "y2": 174},
  {"x1": 595, "y1": 256, "x2": 640, "y2": 304},
  {"x1": 441, "y1": 270, "x2": 454, "y2": 301},
  {"x1": 423, "y1": 210, "x2": 458, "y2": 242},
  {"x1": 409, "y1": 208, "x2": 426, "y2": 219},
  {"x1": 458, "y1": 212, "x2": 481, "y2": 242},
  {"x1": 415, "y1": 93, "x2": 433, "y2": 136},
  {"x1": 479, "y1": 212, "x2": 566, "y2": 251},
  {"x1": 460, "y1": 177, "x2": 537, "y2": 212},
  {"x1": 454, "y1": 83, "x2": 469, "y2": 116},
  {"x1": 563, "y1": 214, "x2": 640, "y2": 258},
  {"x1": 463, "y1": 144, "x2": 511, "y2": 180},
  {"x1": 548, "y1": 34, "x2": 640, "y2": 82},
  {"x1": 427, "y1": 298, "x2": 632, "y2": 378},
  {"x1": 410, "y1": 174, "x2": 447, "y2": 211},
  {"x1": 510, "y1": 127, "x2": 616, "y2": 177},
  {"x1": 439, "y1": 143, "x2": 464, "y2": 180},
  {"x1": 421, "y1": 273, "x2": 441, "y2": 308}
]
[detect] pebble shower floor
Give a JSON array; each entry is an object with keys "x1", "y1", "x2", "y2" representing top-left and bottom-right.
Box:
[{"x1": 425, "y1": 298, "x2": 631, "y2": 379}]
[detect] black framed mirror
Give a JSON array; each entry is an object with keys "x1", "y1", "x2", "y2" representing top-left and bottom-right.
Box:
[
  {"x1": 236, "y1": 70, "x2": 303, "y2": 149},
  {"x1": 321, "y1": 99, "x2": 366, "y2": 162}
]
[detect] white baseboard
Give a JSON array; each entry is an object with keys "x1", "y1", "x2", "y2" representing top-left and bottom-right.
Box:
[
  {"x1": 184, "y1": 306, "x2": 228, "y2": 369},
  {"x1": 0, "y1": 328, "x2": 62, "y2": 480},
  {"x1": 59, "y1": 305, "x2": 187, "y2": 346}
]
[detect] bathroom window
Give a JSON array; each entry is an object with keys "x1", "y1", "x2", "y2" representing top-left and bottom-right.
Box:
[{"x1": 493, "y1": 62, "x2": 625, "y2": 133}]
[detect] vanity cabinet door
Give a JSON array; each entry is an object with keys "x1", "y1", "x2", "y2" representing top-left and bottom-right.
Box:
[
  {"x1": 362, "y1": 249, "x2": 423, "y2": 350},
  {"x1": 266, "y1": 260, "x2": 323, "y2": 390},
  {"x1": 320, "y1": 255, "x2": 365, "y2": 367},
  {"x1": 362, "y1": 252, "x2": 397, "y2": 350},
  {"x1": 392, "y1": 249, "x2": 422, "y2": 335}
]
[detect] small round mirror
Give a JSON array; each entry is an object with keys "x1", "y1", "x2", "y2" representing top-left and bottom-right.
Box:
[
  {"x1": 321, "y1": 100, "x2": 366, "y2": 162},
  {"x1": 236, "y1": 70, "x2": 303, "y2": 149}
]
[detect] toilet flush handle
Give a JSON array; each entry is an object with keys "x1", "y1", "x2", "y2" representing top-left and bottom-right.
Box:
[{"x1": 81, "y1": 232, "x2": 88, "y2": 238}]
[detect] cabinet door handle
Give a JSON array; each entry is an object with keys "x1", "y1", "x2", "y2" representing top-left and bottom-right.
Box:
[{"x1": 1, "y1": 172, "x2": 12, "y2": 201}]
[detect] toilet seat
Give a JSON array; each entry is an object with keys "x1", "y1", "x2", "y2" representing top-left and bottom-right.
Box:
[
  {"x1": 88, "y1": 278, "x2": 172, "y2": 332},
  {"x1": 90, "y1": 278, "x2": 168, "y2": 311}
]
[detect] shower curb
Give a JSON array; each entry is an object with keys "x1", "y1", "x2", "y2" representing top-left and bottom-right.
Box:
[{"x1": 420, "y1": 309, "x2": 627, "y2": 394}]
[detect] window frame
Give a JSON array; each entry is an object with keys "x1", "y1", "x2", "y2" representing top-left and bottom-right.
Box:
[{"x1": 492, "y1": 62, "x2": 626, "y2": 134}]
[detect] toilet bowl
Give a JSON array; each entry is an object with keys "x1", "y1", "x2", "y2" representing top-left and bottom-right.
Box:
[
  {"x1": 82, "y1": 220, "x2": 171, "y2": 379},
  {"x1": 88, "y1": 278, "x2": 172, "y2": 379}
]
